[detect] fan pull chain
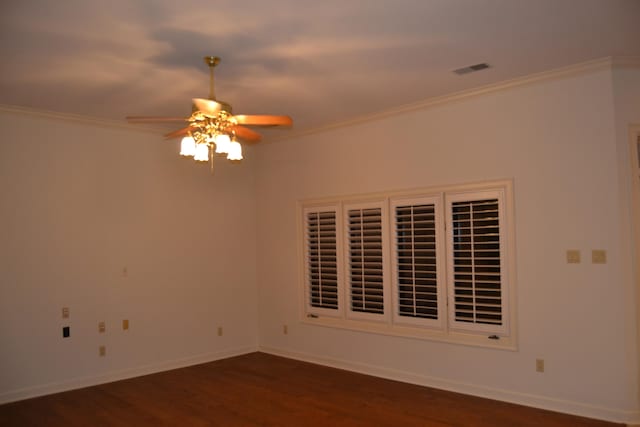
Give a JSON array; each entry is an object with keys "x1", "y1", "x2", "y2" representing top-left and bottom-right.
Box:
[{"x1": 209, "y1": 145, "x2": 215, "y2": 174}]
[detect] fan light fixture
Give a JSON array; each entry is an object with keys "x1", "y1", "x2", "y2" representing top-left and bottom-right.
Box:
[
  {"x1": 126, "y1": 56, "x2": 293, "y2": 174},
  {"x1": 179, "y1": 110, "x2": 243, "y2": 168}
]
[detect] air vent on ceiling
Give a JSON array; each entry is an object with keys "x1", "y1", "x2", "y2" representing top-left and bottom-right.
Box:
[{"x1": 453, "y1": 63, "x2": 490, "y2": 75}]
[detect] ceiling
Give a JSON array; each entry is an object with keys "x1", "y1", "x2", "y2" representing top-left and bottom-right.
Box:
[{"x1": 1, "y1": 0, "x2": 639, "y2": 139}]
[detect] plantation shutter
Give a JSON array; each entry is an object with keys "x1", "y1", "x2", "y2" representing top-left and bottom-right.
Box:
[
  {"x1": 346, "y1": 204, "x2": 385, "y2": 315},
  {"x1": 305, "y1": 208, "x2": 339, "y2": 311},
  {"x1": 447, "y1": 191, "x2": 508, "y2": 335},
  {"x1": 392, "y1": 196, "x2": 443, "y2": 326}
]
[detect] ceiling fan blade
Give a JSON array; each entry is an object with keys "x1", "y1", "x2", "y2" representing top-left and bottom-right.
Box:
[
  {"x1": 233, "y1": 115, "x2": 293, "y2": 127},
  {"x1": 230, "y1": 125, "x2": 262, "y2": 143},
  {"x1": 164, "y1": 127, "x2": 190, "y2": 139},
  {"x1": 126, "y1": 116, "x2": 188, "y2": 123},
  {"x1": 193, "y1": 98, "x2": 224, "y2": 117}
]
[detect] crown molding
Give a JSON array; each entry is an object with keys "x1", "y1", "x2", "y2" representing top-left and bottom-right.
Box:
[
  {"x1": 2, "y1": 56, "x2": 638, "y2": 142},
  {"x1": 611, "y1": 55, "x2": 640, "y2": 68},
  {"x1": 0, "y1": 104, "x2": 161, "y2": 135},
  {"x1": 273, "y1": 56, "x2": 631, "y2": 142}
]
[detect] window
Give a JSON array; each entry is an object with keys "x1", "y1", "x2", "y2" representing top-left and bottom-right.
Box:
[
  {"x1": 390, "y1": 196, "x2": 445, "y2": 329},
  {"x1": 299, "y1": 181, "x2": 516, "y2": 349},
  {"x1": 446, "y1": 191, "x2": 508, "y2": 335},
  {"x1": 344, "y1": 201, "x2": 390, "y2": 322}
]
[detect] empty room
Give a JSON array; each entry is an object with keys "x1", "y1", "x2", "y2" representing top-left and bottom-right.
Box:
[{"x1": 1, "y1": 0, "x2": 640, "y2": 425}]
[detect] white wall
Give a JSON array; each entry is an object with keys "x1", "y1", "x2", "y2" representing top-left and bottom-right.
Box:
[
  {"x1": 1, "y1": 63, "x2": 637, "y2": 424},
  {"x1": 0, "y1": 110, "x2": 259, "y2": 401},
  {"x1": 254, "y1": 66, "x2": 640, "y2": 422}
]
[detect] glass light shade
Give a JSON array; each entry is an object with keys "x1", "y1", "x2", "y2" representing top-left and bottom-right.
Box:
[
  {"x1": 227, "y1": 141, "x2": 243, "y2": 161},
  {"x1": 193, "y1": 143, "x2": 209, "y2": 162},
  {"x1": 214, "y1": 133, "x2": 231, "y2": 154},
  {"x1": 179, "y1": 136, "x2": 196, "y2": 156}
]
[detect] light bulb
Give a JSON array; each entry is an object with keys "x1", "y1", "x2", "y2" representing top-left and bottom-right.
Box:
[
  {"x1": 179, "y1": 136, "x2": 196, "y2": 156},
  {"x1": 214, "y1": 133, "x2": 231, "y2": 154},
  {"x1": 227, "y1": 140, "x2": 243, "y2": 161},
  {"x1": 194, "y1": 143, "x2": 209, "y2": 162}
]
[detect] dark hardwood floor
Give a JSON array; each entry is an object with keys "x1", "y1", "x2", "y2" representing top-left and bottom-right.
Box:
[{"x1": 0, "y1": 352, "x2": 621, "y2": 426}]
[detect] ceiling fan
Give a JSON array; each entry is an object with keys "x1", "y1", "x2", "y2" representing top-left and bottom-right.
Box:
[{"x1": 126, "y1": 56, "x2": 293, "y2": 165}]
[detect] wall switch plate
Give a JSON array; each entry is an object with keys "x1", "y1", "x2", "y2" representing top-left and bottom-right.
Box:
[
  {"x1": 62, "y1": 307, "x2": 69, "y2": 319},
  {"x1": 217, "y1": 327, "x2": 223, "y2": 337},
  {"x1": 99, "y1": 346, "x2": 106, "y2": 357},
  {"x1": 566, "y1": 250, "x2": 581, "y2": 264},
  {"x1": 536, "y1": 358, "x2": 544, "y2": 373},
  {"x1": 592, "y1": 249, "x2": 607, "y2": 264},
  {"x1": 63, "y1": 326, "x2": 70, "y2": 338},
  {"x1": 98, "y1": 321, "x2": 106, "y2": 333},
  {"x1": 122, "y1": 319, "x2": 129, "y2": 330}
]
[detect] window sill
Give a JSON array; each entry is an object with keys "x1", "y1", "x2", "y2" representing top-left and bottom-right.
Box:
[{"x1": 301, "y1": 315, "x2": 517, "y2": 351}]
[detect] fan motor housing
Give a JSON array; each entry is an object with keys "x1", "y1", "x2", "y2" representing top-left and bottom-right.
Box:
[{"x1": 191, "y1": 99, "x2": 232, "y2": 114}]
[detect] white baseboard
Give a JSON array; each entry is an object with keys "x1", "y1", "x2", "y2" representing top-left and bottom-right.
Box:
[
  {"x1": 259, "y1": 345, "x2": 640, "y2": 425},
  {"x1": 0, "y1": 345, "x2": 258, "y2": 405}
]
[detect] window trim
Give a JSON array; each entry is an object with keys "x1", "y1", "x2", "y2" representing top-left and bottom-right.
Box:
[{"x1": 297, "y1": 179, "x2": 517, "y2": 350}]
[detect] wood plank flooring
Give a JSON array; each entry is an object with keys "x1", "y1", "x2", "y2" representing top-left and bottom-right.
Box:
[{"x1": 0, "y1": 352, "x2": 621, "y2": 426}]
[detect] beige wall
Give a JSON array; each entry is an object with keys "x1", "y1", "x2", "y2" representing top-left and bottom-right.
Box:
[
  {"x1": 254, "y1": 65, "x2": 639, "y2": 423},
  {"x1": 0, "y1": 111, "x2": 259, "y2": 401},
  {"x1": 611, "y1": 65, "x2": 640, "y2": 418}
]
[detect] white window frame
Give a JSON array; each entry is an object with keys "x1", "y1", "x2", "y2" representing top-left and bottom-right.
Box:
[
  {"x1": 297, "y1": 180, "x2": 517, "y2": 350},
  {"x1": 629, "y1": 126, "x2": 640, "y2": 377}
]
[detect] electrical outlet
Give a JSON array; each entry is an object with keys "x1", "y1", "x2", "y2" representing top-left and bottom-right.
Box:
[
  {"x1": 98, "y1": 321, "x2": 106, "y2": 333},
  {"x1": 536, "y1": 358, "x2": 544, "y2": 373},
  {"x1": 217, "y1": 327, "x2": 223, "y2": 337},
  {"x1": 283, "y1": 325, "x2": 288, "y2": 335},
  {"x1": 99, "y1": 346, "x2": 106, "y2": 357},
  {"x1": 566, "y1": 250, "x2": 580, "y2": 264},
  {"x1": 592, "y1": 249, "x2": 607, "y2": 264},
  {"x1": 62, "y1": 307, "x2": 69, "y2": 319},
  {"x1": 122, "y1": 319, "x2": 129, "y2": 330},
  {"x1": 62, "y1": 326, "x2": 70, "y2": 338}
]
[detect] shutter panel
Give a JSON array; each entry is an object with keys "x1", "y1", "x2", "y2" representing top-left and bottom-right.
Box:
[
  {"x1": 347, "y1": 206, "x2": 385, "y2": 315},
  {"x1": 449, "y1": 196, "x2": 505, "y2": 330},
  {"x1": 394, "y1": 203, "x2": 438, "y2": 320},
  {"x1": 305, "y1": 209, "x2": 339, "y2": 310}
]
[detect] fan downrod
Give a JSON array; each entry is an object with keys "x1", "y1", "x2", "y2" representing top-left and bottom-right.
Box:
[{"x1": 204, "y1": 56, "x2": 221, "y2": 101}]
